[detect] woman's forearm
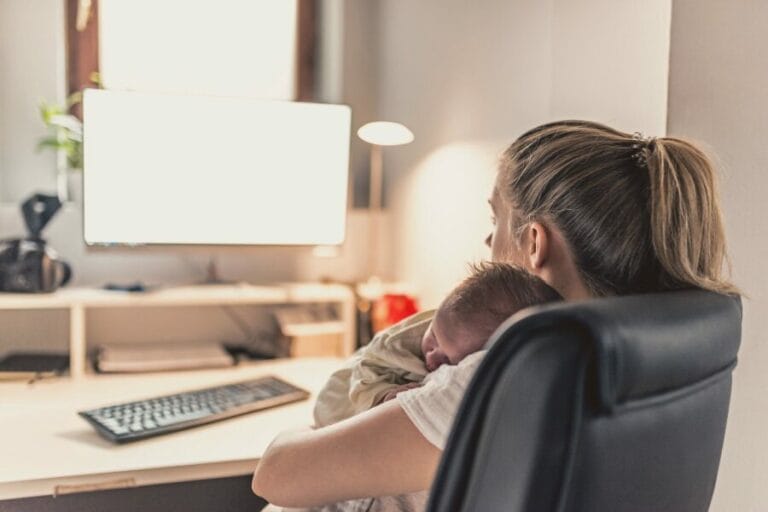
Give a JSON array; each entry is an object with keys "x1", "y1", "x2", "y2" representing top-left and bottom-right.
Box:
[{"x1": 252, "y1": 400, "x2": 441, "y2": 508}]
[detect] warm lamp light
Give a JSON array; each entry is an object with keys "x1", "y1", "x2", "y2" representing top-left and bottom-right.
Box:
[
  {"x1": 357, "y1": 121, "x2": 413, "y2": 280},
  {"x1": 357, "y1": 121, "x2": 415, "y2": 146}
]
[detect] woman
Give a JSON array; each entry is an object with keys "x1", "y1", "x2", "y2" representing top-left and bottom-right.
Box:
[{"x1": 252, "y1": 120, "x2": 736, "y2": 509}]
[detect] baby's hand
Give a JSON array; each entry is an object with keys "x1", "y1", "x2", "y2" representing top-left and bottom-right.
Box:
[{"x1": 377, "y1": 382, "x2": 423, "y2": 405}]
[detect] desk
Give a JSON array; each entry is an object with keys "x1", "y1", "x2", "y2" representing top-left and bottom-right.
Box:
[
  {"x1": 0, "y1": 357, "x2": 342, "y2": 501},
  {"x1": 0, "y1": 283, "x2": 355, "y2": 377}
]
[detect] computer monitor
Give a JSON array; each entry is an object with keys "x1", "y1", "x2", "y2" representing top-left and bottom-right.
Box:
[{"x1": 82, "y1": 89, "x2": 351, "y2": 246}]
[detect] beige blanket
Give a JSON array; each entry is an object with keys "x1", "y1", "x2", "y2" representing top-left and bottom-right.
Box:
[
  {"x1": 264, "y1": 312, "x2": 435, "y2": 512},
  {"x1": 313, "y1": 309, "x2": 435, "y2": 427}
]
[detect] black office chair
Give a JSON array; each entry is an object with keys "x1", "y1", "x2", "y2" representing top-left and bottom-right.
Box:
[{"x1": 426, "y1": 290, "x2": 742, "y2": 512}]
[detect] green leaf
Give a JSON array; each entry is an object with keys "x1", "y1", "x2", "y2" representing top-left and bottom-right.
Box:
[
  {"x1": 88, "y1": 71, "x2": 102, "y2": 87},
  {"x1": 39, "y1": 101, "x2": 64, "y2": 125},
  {"x1": 66, "y1": 91, "x2": 83, "y2": 109},
  {"x1": 68, "y1": 150, "x2": 83, "y2": 170},
  {"x1": 36, "y1": 136, "x2": 63, "y2": 152}
]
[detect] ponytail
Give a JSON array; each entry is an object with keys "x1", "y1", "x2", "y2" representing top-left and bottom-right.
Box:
[
  {"x1": 499, "y1": 121, "x2": 737, "y2": 297},
  {"x1": 646, "y1": 138, "x2": 738, "y2": 295}
]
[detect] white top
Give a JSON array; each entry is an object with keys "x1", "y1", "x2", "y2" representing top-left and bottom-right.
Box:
[
  {"x1": 271, "y1": 352, "x2": 488, "y2": 512},
  {"x1": 397, "y1": 350, "x2": 487, "y2": 450}
]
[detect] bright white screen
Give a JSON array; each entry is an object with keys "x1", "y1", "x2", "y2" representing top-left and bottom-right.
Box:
[{"x1": 83, "y1": 90, "x2": 350, "y2": 246}]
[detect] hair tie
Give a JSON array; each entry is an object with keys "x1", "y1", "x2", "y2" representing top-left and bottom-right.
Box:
[{"x1": 631, "y1": 132, "x2": 654, "y2": 168}]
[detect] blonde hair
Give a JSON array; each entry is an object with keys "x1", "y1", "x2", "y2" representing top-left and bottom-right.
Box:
[{"x1": 498, "y1": 120, "x2": 737, "y2": 297}]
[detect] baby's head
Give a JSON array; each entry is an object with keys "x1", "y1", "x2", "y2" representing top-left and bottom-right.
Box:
[{"x1": 421, "y1": 262, "x2": 562, "y2": 371}]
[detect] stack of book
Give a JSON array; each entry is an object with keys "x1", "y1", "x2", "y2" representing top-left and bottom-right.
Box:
[{"x1": 95, "y1": 342, "x2": 234, "y2": 373}]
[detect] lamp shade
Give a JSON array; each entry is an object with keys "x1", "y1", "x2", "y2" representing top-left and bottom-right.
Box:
[{"x1": 357, "y1": 121, "x2": 414, "y2": 146}]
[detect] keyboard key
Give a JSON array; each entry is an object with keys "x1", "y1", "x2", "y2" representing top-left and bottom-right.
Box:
[{"x1": 155, "y1": 409, "x2": 211, "y2": 427}]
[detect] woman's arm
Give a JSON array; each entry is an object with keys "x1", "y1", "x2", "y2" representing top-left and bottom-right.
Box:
[{"x1": 252, "y1": 400, "x2": 441, "y2": 508}]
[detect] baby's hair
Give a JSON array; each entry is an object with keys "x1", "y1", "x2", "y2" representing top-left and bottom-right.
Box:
[{"x1": 441, "y1": 262, "x2": 562, "y2": 345}]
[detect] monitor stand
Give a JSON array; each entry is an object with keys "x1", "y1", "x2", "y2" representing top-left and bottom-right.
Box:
[{"x1": 199, "y1": 256, "x2": 235, "y2": 285}]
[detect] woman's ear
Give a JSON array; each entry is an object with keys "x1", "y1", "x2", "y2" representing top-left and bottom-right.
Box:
[
  {"x1": 525, "y1": 221, "x2": 549, "y2": 271},
  {"x1": 520, "y1": 220, "x2": 591, "y2": 300}
]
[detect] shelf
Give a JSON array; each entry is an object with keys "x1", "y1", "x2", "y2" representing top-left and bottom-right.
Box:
[
  {"x1": 0, "y1": 283, "x2": 337, "y2": 310},
  {"x1": 0, "y1": 283, "x2": 357, "y2": 379}
]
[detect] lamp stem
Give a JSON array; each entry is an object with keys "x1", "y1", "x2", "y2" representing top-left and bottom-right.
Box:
[
  {"x1": 368, "y1": 144, "x2": 383, "y2": 278},
  {"x1": 369, "y1": 144, "x2": 382, "y2": 211}
]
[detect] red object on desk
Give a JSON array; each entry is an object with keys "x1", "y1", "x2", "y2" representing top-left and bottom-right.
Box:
[{"x1": 371, "y1": 294, "x2": 420, "y2": 334}]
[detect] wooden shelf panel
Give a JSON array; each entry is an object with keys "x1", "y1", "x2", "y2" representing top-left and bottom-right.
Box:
[
  {"x1": 0, "y1": 283, "x2": 353, "y2": 310},
  {"x1": 0, "y1": 283, "x2": 356, "y2": 378}
]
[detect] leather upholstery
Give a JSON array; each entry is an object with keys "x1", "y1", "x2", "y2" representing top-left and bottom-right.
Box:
[{"x1": 426, "y1": 290, "x2": 742, "y2": 512}]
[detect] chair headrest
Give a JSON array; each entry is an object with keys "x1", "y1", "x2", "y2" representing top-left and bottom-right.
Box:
[{"x1": 488, "y1": 290, "x2": 742, "y2": 412}]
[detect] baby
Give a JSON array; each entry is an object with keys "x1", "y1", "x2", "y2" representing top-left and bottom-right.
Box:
[
  {"x1": 313, "y1": 262, "x2": 562, "y2": 427},
  {"x1": 284, "y1": 264, "x2": 563, "y2": 512}
]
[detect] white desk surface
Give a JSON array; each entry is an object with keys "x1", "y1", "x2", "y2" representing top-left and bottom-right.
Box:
[{"x1": 0, "y1": 358, "x2": 343, "y2": 500}]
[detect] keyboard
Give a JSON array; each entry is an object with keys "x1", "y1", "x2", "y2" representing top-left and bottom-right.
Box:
[{"x1": 78, "y1": 375, "x2": 310, "y2": 443}]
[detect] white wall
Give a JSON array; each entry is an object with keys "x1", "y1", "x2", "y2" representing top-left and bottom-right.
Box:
[
  {"x1": 378, "y1": 0, "x2": 554, "y2": 307},
  {"x1": 668, "y1": 2, "x2": 768, "y2": 510},
  {"x1": 550, "y1": 0, "x2": 670, "y2": 136},
  {"x1": 339, "y1": 0, "x2": 381, "y2": 207},
  {"x1": 378, "y1": 0, "x2": 671, "y2": 307},
  {"x1": 0, "y1": 0, "x2": 65, "y2": 202}
]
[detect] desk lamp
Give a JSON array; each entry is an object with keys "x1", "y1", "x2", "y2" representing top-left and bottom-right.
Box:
[{"x1": 357, "y1": 121, "x2": 414, "y2": 281}]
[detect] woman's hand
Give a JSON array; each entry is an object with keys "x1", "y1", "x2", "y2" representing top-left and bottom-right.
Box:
[{"x1": 252, "y1": 400, "x2": 441, "y2": 508}]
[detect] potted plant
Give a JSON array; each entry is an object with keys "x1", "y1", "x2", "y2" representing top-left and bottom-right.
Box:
[{"x1": 37, "y1": 91, "x2": 83, "y2": 202}]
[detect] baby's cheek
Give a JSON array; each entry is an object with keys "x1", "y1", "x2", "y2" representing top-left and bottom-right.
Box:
[
  {"x1": 426, "y1": 350, "x2": 451, "y2": 371},
  {"x1": 467, "y1": 336, "x2": 490, "y2": 354}
]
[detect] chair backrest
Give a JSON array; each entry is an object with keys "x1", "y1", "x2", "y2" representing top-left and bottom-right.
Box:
[{"x1": 426, "y1": 290, "x2": 742, "y2": 512}]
